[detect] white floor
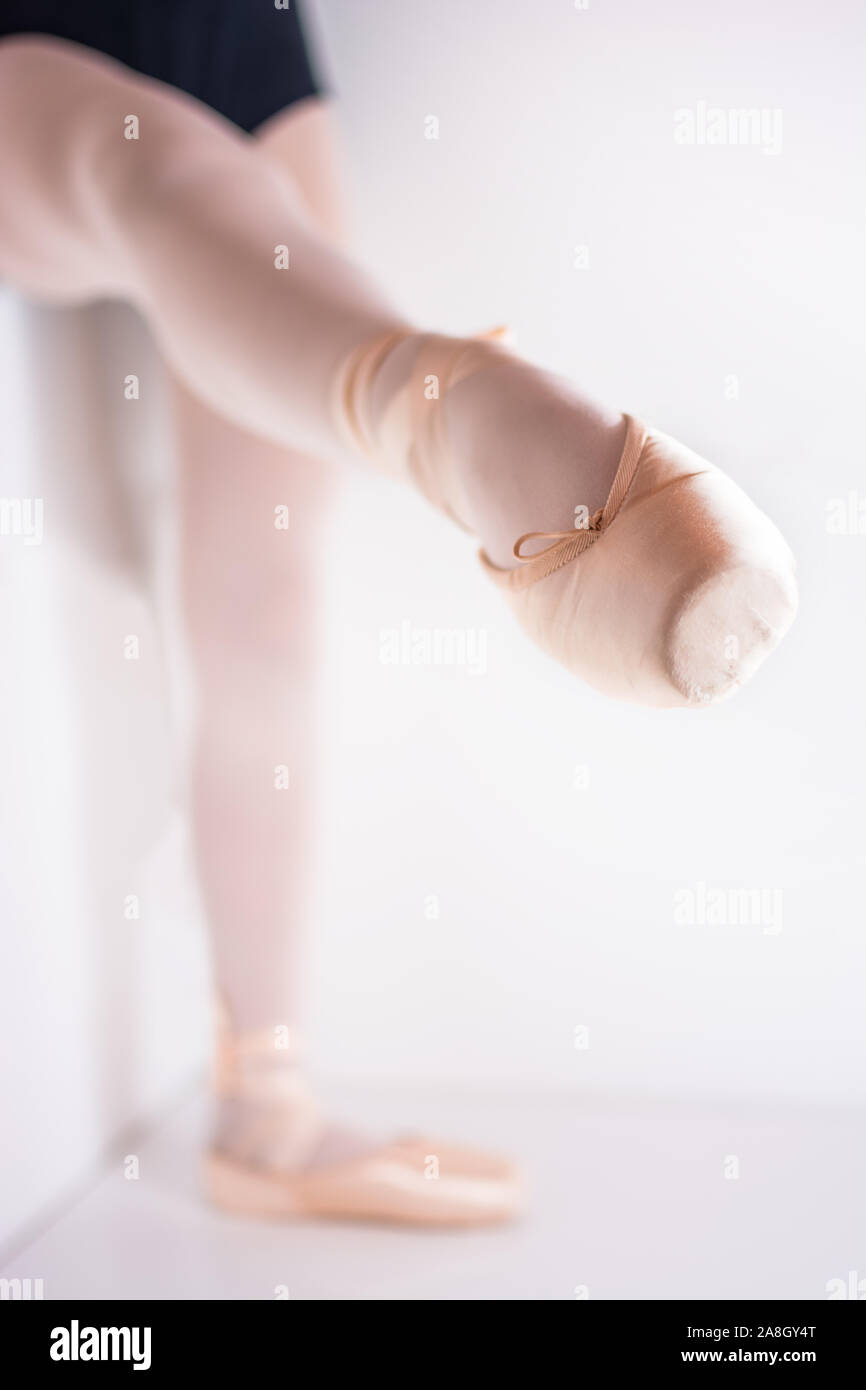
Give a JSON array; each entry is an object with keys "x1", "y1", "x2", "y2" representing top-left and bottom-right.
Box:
[{"x1": 2, "y1": 1084, "x2": 863, "y2": 1301}]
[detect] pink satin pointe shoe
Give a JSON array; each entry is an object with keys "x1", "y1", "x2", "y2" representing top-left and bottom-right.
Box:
[
  {"x1": 203, "y1": 1025, "x2": 521, "y2": 1227},
  {"x1": 335, "y1": 329, "x2": 798, "y2": 707}
]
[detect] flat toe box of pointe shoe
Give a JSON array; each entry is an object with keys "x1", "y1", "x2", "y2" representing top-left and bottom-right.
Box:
[
  {"x1": 666, "y1": 555, "x2": 798, "y2": 705},
  {"x1": 493, "y1": 429, "x2": 797, "y2": 708}
]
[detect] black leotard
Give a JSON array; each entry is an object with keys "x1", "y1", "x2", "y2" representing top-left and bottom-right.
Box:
[{"x1": 0, "y1": 0, "x2": 323, "y2": 132}]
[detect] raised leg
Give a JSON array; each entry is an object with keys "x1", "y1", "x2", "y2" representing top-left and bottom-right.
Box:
[{"x1": 0, "y1": 35, "x2": 797, "y2": 710}]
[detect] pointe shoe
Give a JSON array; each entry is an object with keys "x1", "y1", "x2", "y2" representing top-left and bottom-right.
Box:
[
  {"x1": 335, "y1": 329, "x2": 798, "y2": 707},
  {"x1": 204, "y1": 1023, "x2": 521, "y2": 1227},
  {"x1": 204, "y1": 1138, "x2": 521, "y2": 1227}
]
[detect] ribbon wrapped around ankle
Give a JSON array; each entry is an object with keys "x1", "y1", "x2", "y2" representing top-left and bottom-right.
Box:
[
  {"x1": 333, "y1": 324, "x2": 648, "y2": 592},
  {"x1": 480, "y1": 414, "x2": 648, "y2": 591},
  {"x1": 334, "y1": 324, "x2": 517, "y2": 525}
]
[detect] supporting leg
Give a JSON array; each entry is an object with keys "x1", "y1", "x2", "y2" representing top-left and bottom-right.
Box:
[{"x1": 175, "y1": 98, "x2": 360, "y2": 1169}]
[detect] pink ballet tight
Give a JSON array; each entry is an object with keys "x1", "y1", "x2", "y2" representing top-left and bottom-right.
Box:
[{"x1": 175, "y1": 375, "x2": 331, "y2": 1032}]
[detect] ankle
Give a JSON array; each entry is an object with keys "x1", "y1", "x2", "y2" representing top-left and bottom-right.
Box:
[
  {"x1": 212, "y1": 1053, "x2": 323, "y2": 1168},
  {"x1": 368, "y1": 331, "x2": 514, "y2": 529},
  {"x1": 445, "y1": 358, "x2": 627, "y2": 568},
  {"x1": 367, "y1": 333, "x2": 424, "y2": 439}
]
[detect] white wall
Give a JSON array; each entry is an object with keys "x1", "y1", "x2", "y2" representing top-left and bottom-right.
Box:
[
  {"x1": 1, "y1": 0, "x2": 863, "y2": 1251},
  {"x1": 0, "y1": 297, "x2": 208, "y2": 1251}
]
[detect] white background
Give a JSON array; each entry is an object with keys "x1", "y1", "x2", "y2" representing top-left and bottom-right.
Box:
[{"x1": 1, "y1": 0, "x2": 864, "y2": 1252}]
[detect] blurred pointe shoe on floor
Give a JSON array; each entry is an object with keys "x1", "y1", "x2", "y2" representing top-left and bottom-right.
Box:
[{"x1": 204, "y1": 1019, "x2": 521, "y2": 1227}]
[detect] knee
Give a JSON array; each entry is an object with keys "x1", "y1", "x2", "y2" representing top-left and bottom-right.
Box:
[{"x1": 185, "y1": 562, "x2": 318, "y2": 674}]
